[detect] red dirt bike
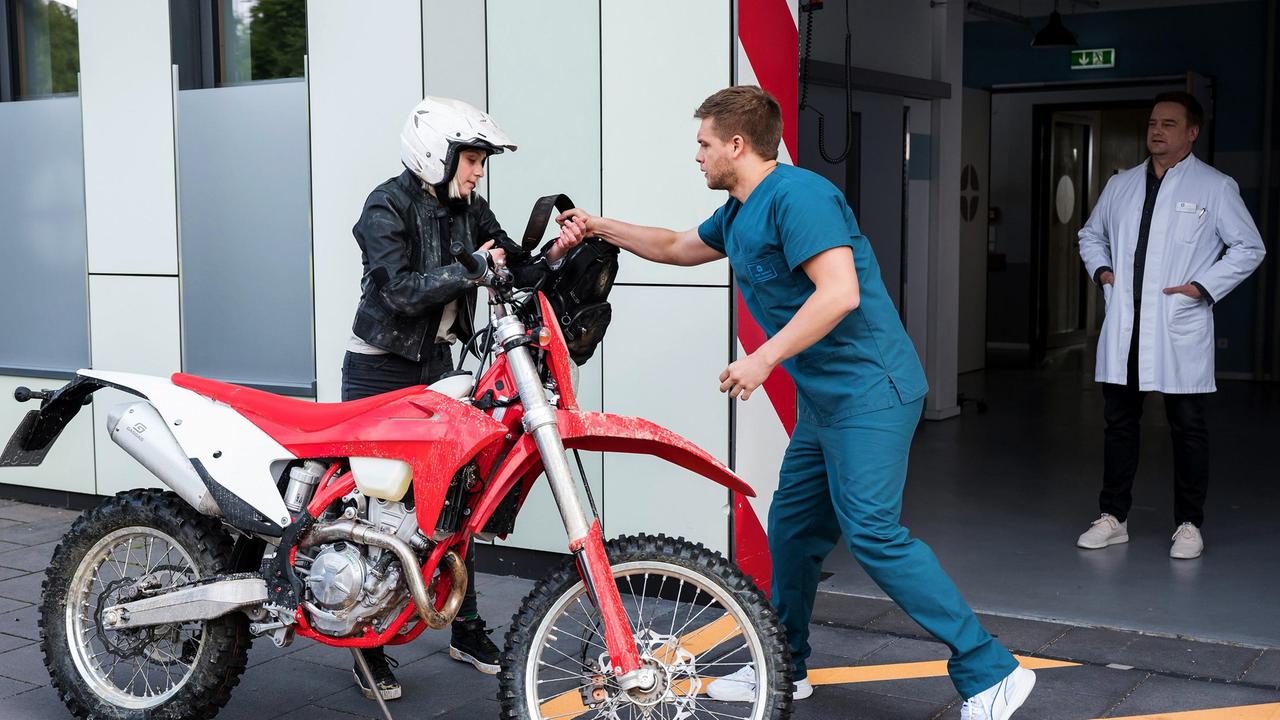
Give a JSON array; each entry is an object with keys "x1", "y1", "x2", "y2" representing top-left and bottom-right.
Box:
[{"x1": 3, "y1": 243, "x2": 791, "y2": 719}]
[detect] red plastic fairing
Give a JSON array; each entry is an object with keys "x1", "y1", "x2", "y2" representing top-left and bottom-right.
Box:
[
  {"x1": 557, "y1": 411, "x2": 752, "y2": 495},
  {"x1": 536, "y1": 292, "x2": 579, "y2": 411},
  {"x1": 202, "y1": 381, "x2": 505, "y2": 533},
  {"x1": 732, "y1": 493, "x2": 772, "y2": 597},
  {"x1": 467, "y1": 410, "x2": 753, "y2": 536},
  {"x1": 471, "y1": 353, "x2": 516, "y2": 410},
  {"x1": 172, "y1": 373, "x2": 424, "y2": 432}
]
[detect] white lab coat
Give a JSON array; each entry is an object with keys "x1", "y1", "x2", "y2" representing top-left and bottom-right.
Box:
[{"x1": 1078, "y1": 154, "x2": 1265, "y2": 393}]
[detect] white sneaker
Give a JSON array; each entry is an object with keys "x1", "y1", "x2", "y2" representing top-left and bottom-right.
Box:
[
  {"x1": 705, "y1": 666, "x2": 812, "y2": 702},
  {"x1": 1077, "y1": 513, "x2": 1129, "y2": 549},
  {"x1": 1170, "y1": 523, "x2": 1204, "y2": 559},
  {"x1": 961, "y1": 666, "x2": 1036, "y2": 720}
]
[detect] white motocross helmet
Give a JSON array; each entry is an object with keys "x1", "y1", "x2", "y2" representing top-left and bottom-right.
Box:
[{"x1": 399, "y1": 96, "x2": 516, "y2": 187}]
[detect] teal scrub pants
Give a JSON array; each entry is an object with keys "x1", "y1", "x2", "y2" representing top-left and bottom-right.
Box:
[{"x1": 767, "y1": 397, "x2": 1017, "y2": 699}]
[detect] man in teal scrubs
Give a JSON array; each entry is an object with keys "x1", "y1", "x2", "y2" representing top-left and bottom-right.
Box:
[{"x1": 558, "y1": 86, "x2": 1035, "y2": 720}]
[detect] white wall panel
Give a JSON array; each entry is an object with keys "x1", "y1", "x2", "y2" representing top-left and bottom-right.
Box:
[
  {"x1": 731, "y1": 340, "x2": 786, "y2": 523},
  {"x1": 423, "y1": 0, "x2": 487, "y2": 111},
  {"x1": 602, "y1": 0, "x2": 731, "y2": 287},
  {"x1": 502, "y1": 350, "x2": 604, "y2": 553},
  {"x1": 88, "y1": 276, "x2": 182, "y2": 496},
  {"x1": 78, "y1": 0, "x2": 177, "y2": 275},
  {"x1": 0, "y1": 375, "x2": 95, "y2": 494},
  {"x1": 486, "y1": 0, "x2": 600, "y2": 246},
  {"x1": 309, "y1": 1, "x2": 425, "y2": 401},
  {"x1": 602, "y1": 286, "x2": 731, "y2": 552}
]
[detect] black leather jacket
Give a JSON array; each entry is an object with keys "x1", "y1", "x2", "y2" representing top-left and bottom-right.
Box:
[{"x1": 350, "y1": 170, "x2": 550, "y2": 361}]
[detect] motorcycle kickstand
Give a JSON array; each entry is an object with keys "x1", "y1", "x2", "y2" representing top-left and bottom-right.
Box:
[{"x1": 351, "y1": 648, "x2": 396, "y2": 720}]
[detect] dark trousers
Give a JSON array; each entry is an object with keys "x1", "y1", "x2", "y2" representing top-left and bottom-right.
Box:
[
  {"x1": 1100, "y1": 377, "x2": 1210, "y2": 527},
  {"x1": 342, "y1": 348, "x2": 480, "y2": 632}
]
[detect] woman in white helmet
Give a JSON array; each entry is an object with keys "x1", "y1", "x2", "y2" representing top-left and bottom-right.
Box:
[{"x1": 343, "y1": 96, "x2": 586, "y2": 701}]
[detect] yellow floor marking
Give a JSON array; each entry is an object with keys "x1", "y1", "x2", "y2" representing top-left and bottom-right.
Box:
[
  {"x1": 537, "y1": 637, "x2": 1077, "y2": 718},
  {"x1": 537, "y1": 689, "x2": 591, "y2": 720},
  {"x1": 806, "y1": 655, "x2": 1077, "y2": 686},
  {"x1": 1100, "y1": 703, "x2": 1280, "y2": 720},
  {"x1": 656, "y1": 613, "x2": 742, "y2": 661}
]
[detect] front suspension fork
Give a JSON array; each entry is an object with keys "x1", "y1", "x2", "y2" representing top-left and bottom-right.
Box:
[
  {"x1": 570, "y1": 520, "x2": 647, "y2": 684},
  {"x1": 493, "y1": 312, "x2": 650, "y2": 691}
]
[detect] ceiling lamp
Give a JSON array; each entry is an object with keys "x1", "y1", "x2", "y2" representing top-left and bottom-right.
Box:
[{"x1": 1032, "y1": 2, "x2": 1079, "y2": 48}]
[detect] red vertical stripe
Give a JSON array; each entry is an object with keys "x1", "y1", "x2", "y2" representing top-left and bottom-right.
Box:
[
  {"x1": 736, "y1": 0, "x2": 799, "y2": 439},
  {"x1": 739, "y1": 0, "x2": 799, "y2": 160},
  {"x1": 733, "y1": 492, "x2": 773, "y2": 598}
]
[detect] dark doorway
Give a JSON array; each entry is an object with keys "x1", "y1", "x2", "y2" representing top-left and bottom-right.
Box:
[
  {"x1": 1029, "y1": 101, "x2": 1150, "y2": 363},
  {"x1": 799, "y1": 88, "x2": 908, "y2": 310}
]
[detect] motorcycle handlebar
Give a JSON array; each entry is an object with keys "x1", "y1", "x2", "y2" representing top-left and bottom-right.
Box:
[{"x1": 451, "y1": 242, "x2": 489, "y2": 281}]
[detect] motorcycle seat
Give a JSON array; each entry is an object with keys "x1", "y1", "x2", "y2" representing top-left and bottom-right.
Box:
[{"x1": 171, "y1": 372, "x2": 473, "y2": 433}]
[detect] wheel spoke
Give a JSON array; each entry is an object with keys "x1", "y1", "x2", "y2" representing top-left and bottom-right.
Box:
[
  {"x1": 523, "y1": 554, "x2": 773, "y2": 720},
  {"x1": 65, "y1": 526, "x2": 204, "y2": 710}
]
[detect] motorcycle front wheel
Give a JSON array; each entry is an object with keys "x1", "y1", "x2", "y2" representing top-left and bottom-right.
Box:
[{"x1": 500, "y1": 533, "x2": 792, "y2": 720}]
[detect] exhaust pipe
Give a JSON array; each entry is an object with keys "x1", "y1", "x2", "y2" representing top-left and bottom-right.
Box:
[
  {"x1": 107, "y1": 401, "x2": 222, "y2": 517},
  {"x1": 301, "y1": 520, "x2": 467, "y2": 629}
]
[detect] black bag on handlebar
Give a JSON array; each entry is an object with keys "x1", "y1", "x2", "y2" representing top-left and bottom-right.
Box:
[{"x1": 522, "y1": 194, "x2": 619, "y2": 365}]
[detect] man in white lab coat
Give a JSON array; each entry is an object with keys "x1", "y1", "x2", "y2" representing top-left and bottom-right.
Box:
[{"x1": 1076, "y1": 91, "x2": 1265, "y2": 559}]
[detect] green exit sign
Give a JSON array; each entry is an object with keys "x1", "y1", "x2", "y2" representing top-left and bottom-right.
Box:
[{"x1": 1071, "y1": 48, "x2": 1116, "y2": 70}]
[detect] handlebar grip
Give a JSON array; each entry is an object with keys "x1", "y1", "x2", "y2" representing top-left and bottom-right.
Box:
[
  {"x1": 451, "y1": 242, "x2": 487, "y2": 280},
  {"x1": 14, "y1": 387, "x2": 50, "y2": 403}
]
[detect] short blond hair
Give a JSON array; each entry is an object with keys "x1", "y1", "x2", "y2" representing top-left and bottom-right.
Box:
[{"x1": 694, "y1": 86, "x2": 782, "y2": 161}]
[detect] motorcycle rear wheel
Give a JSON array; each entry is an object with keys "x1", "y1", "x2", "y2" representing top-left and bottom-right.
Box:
[{"x1": 40, "y1": 489, "x2": 251, "y2": 720}]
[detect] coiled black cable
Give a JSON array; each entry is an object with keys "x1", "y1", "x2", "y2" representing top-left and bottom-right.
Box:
[{"x1": 799, "y1": 0, "x2": 854, "y2": 164}]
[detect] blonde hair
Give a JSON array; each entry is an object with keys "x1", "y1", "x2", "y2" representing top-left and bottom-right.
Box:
[{"x1": 424, "y1": 176, "x2": 469, "y2": 202}]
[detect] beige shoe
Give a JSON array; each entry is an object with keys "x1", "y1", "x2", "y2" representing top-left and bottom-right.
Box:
[
  {"x1": 1170, "y1": 523, "x2": 1204, "y2": 559},
  {"x1": 1077, "y1": 513, "x2": 1129, "y2": 549}
]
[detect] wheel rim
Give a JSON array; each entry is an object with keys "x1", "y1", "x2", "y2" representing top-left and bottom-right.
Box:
[
  {"x1": 64, "y1": 526, "x2": 206, "y2": 709},
  {"x1": 525, "y1": 560, "x2": 770, "y2": 720}
]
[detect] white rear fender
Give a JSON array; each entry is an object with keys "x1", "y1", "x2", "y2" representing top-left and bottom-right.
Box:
[{"x1": 80, "y1": 370, "x2": 295, "y2": 534}]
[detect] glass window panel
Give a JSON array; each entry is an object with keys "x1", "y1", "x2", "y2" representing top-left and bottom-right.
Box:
[
  {"x1": 7, "y1": 0, "x2": 79, "y2": 100},
  {"x1": 235, "y1": 0, "x2": 306, "y2": 83},
  {"x1": 170, "y1": 0, "x2": 306, "y2": 89}
]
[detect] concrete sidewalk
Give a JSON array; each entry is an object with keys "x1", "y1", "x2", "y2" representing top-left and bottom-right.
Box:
[{"x1": 0, "y1": 498, "x2": 1275, "y2": 719}]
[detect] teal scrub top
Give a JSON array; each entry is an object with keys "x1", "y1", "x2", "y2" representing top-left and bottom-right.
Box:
[{"x1": 698, "y1": 163, "x2": 927, "y2": 426}]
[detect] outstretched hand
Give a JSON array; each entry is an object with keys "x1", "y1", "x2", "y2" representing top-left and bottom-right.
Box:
[
  {"x1": 547, "y1": 216, "x2": 588, "y2": 263},
  {"x1": 556, "y1": 207, "x2": 598, "y2": 232}
]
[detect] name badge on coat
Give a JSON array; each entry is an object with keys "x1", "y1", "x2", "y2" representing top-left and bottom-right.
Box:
[{"x1": 1175, "y1": 201, "x2": 1198, "y2": 213}]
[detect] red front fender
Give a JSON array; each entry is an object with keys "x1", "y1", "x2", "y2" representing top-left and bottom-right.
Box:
[{"x1": 467, "y1": 410, "x2": 753, "y2": 535}]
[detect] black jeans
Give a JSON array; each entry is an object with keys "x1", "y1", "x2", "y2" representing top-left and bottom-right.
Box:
[
  {"x1": 1100, "y1": 380, "x2": 1210, "y2": 527},
  {"x1": 342, "y1": 347, "x2": 480, "y2": 629}
]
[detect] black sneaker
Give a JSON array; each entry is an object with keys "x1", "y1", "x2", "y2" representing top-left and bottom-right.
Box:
[
  {"x1": 449, "y1": 617, "x2": 500, "y2": 674},
  {"x1": 353, "y1": 649, "x2": 401, "y2": 701}
]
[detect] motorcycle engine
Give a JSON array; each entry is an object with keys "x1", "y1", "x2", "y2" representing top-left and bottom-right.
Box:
[
  {"x1": 305, "y1": 543, "x2": 365, "y2": 613},
  {"x1": 298, "y1": 495, "x2": 421, "y2": 637}
]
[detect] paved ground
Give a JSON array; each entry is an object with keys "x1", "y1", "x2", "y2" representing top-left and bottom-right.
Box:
[{"x1": 0, "y1": 499, "x2": 1276, "y2": 719}]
